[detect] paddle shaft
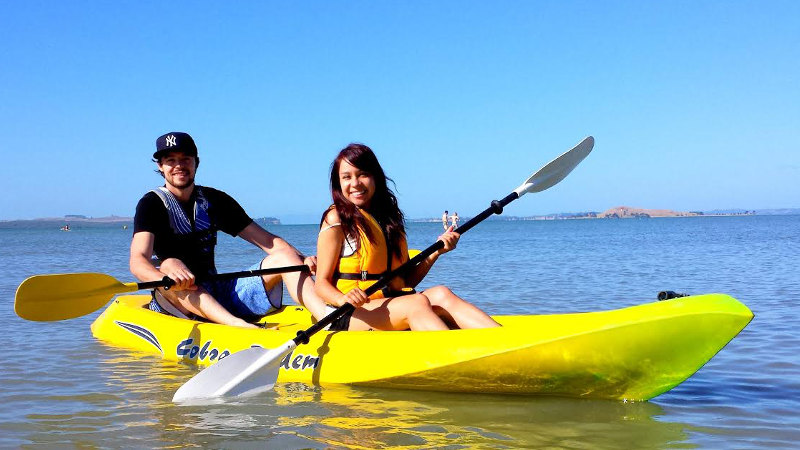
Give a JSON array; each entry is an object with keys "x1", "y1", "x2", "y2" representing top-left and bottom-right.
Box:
[
  {"x1": 294, "y1": 191, "x2": 519, "y2": 344},
  {"x1": 139, "y1": 265, "x2": 311, "y2": 290}
]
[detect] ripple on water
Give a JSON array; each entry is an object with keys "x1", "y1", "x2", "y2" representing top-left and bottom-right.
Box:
[{"x1": 2, "y1": 217, "x2": 800, "y2": 447}]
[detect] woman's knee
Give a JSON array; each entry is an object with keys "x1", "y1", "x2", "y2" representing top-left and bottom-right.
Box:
[
  {"x1": 424, "y1": 285, "x2": 459, "y2": 307},
  {"x1": 426, "y1": 285, "x2": 453, "y2": 297},
  {"x1": 405, "y1": 293, "x2": 434, "y2": 312}
]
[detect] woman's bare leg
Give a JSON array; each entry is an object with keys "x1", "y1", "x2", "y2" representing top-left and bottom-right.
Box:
[
  {"x1": 423, "y1": 285, "x2": 500, "y2": 329},
  {"x1": 349, "y1": 293, "x2": 449, "y2": 331}
]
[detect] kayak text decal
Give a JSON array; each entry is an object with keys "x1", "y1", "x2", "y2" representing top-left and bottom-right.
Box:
[
  {"x1": 280, "y1": 352, "x2": 319, "y2": 371},
  {"x1": 176, "y1": 338, "x2": 231, "y2": 362}
]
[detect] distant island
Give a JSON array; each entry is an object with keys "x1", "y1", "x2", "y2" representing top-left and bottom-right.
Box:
[
  {"x1": 3, "y1": 208, "x2": 797, "y2": 226},
  {"x1": 0, "y1": 216, "x2": 282, "y2": 225},
  {"x1": 0, "y1": 215, "x2": 134, "y2": 224},
  {"x1": 597, "y1": 206, "x2": 743, "y2": 218},
  {"x1": 552, "y1": 205, "x2": 758, "y2": 219},
  {"x1": 254, "y1": 217, "x2": 281, "y2": 226},
  {"x1": 409, "y1": 205, "x2": 790, "y2": 223}
]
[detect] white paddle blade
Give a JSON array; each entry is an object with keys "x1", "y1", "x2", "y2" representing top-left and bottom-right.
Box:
[
  {"x1": 172, "y1": 342, "x2": 297, "y2": 403},
  {"x1": 514, "y1": 136, "x2": 594, "y2": 197}
]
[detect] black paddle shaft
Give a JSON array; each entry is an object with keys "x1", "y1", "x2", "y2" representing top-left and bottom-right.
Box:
[
  {"x1": 136, "y1": 265, "x2": 311, "y2": 291},
  {"x1": 294, "y1": 191, "x2": 520, "y2": 344}
]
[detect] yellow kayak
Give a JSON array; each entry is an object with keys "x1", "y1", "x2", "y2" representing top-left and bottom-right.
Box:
[{"x1": 91, "y1": 293, "x2": 752, "y2": 401}]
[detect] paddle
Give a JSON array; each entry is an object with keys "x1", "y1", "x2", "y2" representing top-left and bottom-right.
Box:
[
  {"x1": 172, "y1": 136, "x2": 594, "y2": 403},
  {"x1": 14, "y1": 265, "x2": 311, "y2": 322}
]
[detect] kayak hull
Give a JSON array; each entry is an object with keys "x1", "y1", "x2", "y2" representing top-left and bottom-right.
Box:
[{"x1": 91, "y1": 294, "x2": 752, "y2": 401}]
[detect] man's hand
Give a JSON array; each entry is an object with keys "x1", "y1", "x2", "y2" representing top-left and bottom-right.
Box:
[
  {"x1": 303, "y1": 255, "x2": 317, "y2": 275},
  {"x1": 159, "y1": 258, "x2": 198, "y2": 291}
]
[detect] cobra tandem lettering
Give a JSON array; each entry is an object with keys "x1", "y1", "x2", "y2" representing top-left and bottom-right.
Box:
[
  {"x1": 175, "y1": 339, "x2": 320, "y2": 371},
  {"x1": 177, "y1": 338, "x2": 231, "y2": 362}
]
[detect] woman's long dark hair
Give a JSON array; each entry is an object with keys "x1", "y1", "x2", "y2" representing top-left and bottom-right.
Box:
[{"x1": 322, "y1": 143, "x2": 406, "y2": 256}]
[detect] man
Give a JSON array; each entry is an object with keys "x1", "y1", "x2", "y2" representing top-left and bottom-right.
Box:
[
  {"x1": 130, "y1": 131, "x2": 323, "y2": 328},
  {"x1": 442, "y1": 210, "x2": 449, "y2": 231}
]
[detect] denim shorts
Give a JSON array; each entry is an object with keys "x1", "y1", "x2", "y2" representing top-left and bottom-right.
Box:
[
  {"x1": 203, "y1": 261, "x2": 284, "y2": 322},
  {"x1": 148, "y1": 260, "x2": 283, "y2": 323}
]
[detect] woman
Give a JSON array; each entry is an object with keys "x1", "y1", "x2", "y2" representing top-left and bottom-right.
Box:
[{"x1": 314, "y1": 143, "x2": 500, "y2": 331}]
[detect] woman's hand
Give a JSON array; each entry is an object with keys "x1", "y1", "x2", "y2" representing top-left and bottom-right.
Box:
[
  {"x1": 437, "y1": 226, "x2": 461, "y2": 254},
  {"x1": 159, "y1": 258, "x2": 197, "y2": 291},
  {"x1": 341, "y1": 288, "x2": 370, "y2": 308}
]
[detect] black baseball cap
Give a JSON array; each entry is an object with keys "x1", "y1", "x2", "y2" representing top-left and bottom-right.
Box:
[{"x1": 154, "y1": 132, "x2": 198, "y2": 159}]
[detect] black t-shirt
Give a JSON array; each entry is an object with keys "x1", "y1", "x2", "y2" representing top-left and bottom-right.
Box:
[{"x1": 134, "y1": 186, "x2": 253, "y2": 275}]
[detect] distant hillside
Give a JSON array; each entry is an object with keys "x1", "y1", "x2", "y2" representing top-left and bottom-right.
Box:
[
  {"x1": 598, "y1": 206, "x2": 700, "y2": 218},
  {"x1": 0, "y1": 215, "x2": 133, "y2": 224},
  {"x1": 4, "y1": 207, "x2": 796, "y2": 226},
  {"x1": 755, "y1": 208, "x2": 800, "y2": 215},
  {"x1": 255, "y1": 217, "x2": 281, "y2": 226},
  {"x1": 64, "y1": 215, "x2": 132, "y2": 223},
  {"x1": 704, "y1": 208, "x2": 756, "y2": 215}
]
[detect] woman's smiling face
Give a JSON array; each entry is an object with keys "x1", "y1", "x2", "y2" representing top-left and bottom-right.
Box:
[{"x1": 338, "y1": 158, "x2": 376, "y2": 208}]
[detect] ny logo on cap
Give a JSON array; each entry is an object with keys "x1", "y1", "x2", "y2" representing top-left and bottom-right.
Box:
[{"x1": 166, "y1": 135, "x2": 177, "y2": 147}]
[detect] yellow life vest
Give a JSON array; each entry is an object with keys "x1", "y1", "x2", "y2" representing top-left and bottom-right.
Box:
[{"x1": 335, "y1": 208, "x2": 409, "y2": 299}]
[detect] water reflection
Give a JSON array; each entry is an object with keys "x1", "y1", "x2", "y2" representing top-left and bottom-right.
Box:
[
  {"x1": 8, "y1": 315, "x2": 694, "y2": 448},
  {"x1": 169, "y1": 382, "x2": 689, "y2": 448},
  {"x1": 5, "y1": 218, "x2": 798, "y2": 447}
]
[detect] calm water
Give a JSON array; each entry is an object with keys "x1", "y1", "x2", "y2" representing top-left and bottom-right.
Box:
[{"x1": 1, "y1": 216, "x2": 798, "y2": 448}]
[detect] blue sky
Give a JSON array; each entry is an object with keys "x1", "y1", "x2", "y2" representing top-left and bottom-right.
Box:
[{"x1": 1, "y1": 1, "x2": 797, "y2": 223}]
